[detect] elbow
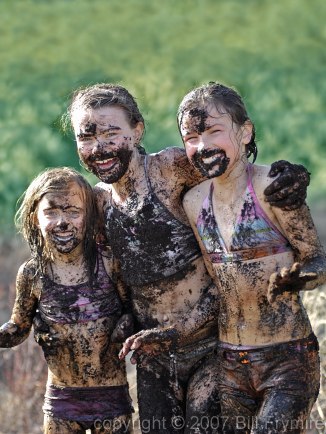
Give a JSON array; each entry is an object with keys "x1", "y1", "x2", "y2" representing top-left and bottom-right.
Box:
[{"x1": 0, "y1": 322, "x2": 30, "y2": 348}]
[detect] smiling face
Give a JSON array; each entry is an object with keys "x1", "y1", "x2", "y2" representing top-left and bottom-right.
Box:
[
  {"x1": 36, "y1": 182, "x2": 86, "y2": 255},
  {"x1": 73, "y1": 106, "x2": 144, "y2": 184},
  {"x1": 180, "y1": 105, "x2": 251, "y2": 179}
]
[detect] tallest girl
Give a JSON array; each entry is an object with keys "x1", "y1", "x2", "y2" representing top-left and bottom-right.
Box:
[{"x1": 65, "y1": 83, "x2": 309, "y2": 433}]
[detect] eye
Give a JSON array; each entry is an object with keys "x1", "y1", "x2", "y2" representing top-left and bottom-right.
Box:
[
  {"x1": 77, "y1": 134, "x2": 95, "y2": 143},
  {"x1": 210, "y1": 128, "x2": 221, "y2": 135},
  {"x1": 102, "y1": 131, "x2": 117, "y2": 139},
  {"x1": 183, "y1": 134, "x2": 198, "y2": 143},
  {"x1": 43, "y1": 209, "x2": 58, "y2": 218},
  {"x1": 66, "y1": 209, "x2": 82, "y2": 218}
]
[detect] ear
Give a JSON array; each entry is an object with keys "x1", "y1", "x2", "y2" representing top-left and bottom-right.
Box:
[
  {"x1": 241, "y1": 121, "x2": 253, "y2": 145},
  {"x1": 134, "y1": 122, "x2": 144, "y2": 144}
]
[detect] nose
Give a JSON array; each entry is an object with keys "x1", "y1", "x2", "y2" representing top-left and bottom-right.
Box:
[
  {"x1": 197, "y1": 135, "x2": 211, "y2": 152},
  {"x1": 56, "y1": 212, "x2": 69, "y2": 229}
]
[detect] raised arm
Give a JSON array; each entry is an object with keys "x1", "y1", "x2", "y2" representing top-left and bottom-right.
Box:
[{"x1": 0, "y1": 262, "x2": 38, "y2": 348}]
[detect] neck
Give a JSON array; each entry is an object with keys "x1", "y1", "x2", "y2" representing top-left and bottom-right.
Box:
[
  {"x1": 212, "y1": 158, "x2": 249, "y2": 203},
  {"x1": 52, "y1": 244, "x2": 84, "y2": 266},
  {"x1": 111, "y1": 148, "x2": 146, "y2": 201}
]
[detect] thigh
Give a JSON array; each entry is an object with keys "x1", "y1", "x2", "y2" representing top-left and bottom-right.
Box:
[
  {"x1": 136, "y1": 355, "x2": 185, "y2": 434},
  {"x1": 253, "y1": 349, "x2": 320, "y2": 434},
  {"x1": 44, "y1": 414, "x2": 86, "y2": 434},
  {"x1": 254, "y1": 390, "x2": 316, "y2": 434},
  {"x1": 185, "y1": 353, "x2": 222, "y2": 434}
]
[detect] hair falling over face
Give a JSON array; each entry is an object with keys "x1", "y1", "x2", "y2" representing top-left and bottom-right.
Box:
[{"x1": 15, "y1": 167, "x2": 99, "y2": 284}]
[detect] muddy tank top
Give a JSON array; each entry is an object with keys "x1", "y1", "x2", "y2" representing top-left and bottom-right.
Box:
[
  {"x1": 38, "y1": 250, "x2": 121, "y2": 324},
  {"x1": 105, "y1": 156, "x2": 201, "y2": 286}
]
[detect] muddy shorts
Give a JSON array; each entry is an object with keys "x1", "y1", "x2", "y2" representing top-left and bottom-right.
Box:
[
  {"x1": 216, "y1": 334, "x2": 320, "y2": 434},
  {"x1": 136, "y1": 335, "x2": 222, "y2": 433},
  {"x1": 43, "y1": 384, "x2": 133, "y2": 431}
]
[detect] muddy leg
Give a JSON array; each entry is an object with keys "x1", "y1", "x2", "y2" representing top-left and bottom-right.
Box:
[
  {"x1": 44, "y1": 415, "x2": 86, "y2": 434},
  {"x1": 136, "y1": 355, "x2": 185, "y2": 433},
  {"x1": 91, "y1": 414, "x2": 133, "y2": 434},
  {"x1": 185, "y1": 353, "x2": 222, "y2": 434}
]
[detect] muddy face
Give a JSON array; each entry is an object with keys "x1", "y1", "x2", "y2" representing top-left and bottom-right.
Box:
[
  {"x1": 74, "y1": 106, "x2": 143, "y2": 184},
  {"x1": 36, "y1": 182, "x2": 86, "y2": 255},
  {"x1": 180, "y1": 105, "x2": 247, "y2": 179},
  {"x1": 192, "y1": 147, "x2": 230, "y2": 178}
]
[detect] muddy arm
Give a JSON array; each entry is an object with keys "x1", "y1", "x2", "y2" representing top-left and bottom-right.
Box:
[
  {"x1": 267, "y1": 203, "x2": 326, "y2": 302},
  {"x1": 109, "y1": 255, "x2": 135, "y2": 342},
  {"x1": 119, "y1": 282, "x2": 219, "y2": 361},
  {"x1": 0, "y1": 262, "x2": 37, "y2": 348}
]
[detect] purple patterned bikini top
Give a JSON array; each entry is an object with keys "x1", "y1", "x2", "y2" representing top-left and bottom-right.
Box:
[
  {"x1": 196, "y1": 164, "x2": 292, "y2": 264},
  {"x1": 38, "y1": 250, "x2": 121, "y2": 324}
]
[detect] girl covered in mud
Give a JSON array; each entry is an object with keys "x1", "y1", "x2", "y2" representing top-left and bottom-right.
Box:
[
  {"x1": 0, "y1": 167, "x2": 133, "y2": 434},
  {"x1": 122, "y1": 83, "x2": 326, "y2": 433}
]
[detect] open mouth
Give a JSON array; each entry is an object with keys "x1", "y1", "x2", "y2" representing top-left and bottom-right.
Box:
[
  {"x1": 95, "y1": 157, "x2": 119, "y2": 171},
  {"x1": 53, "y1": 232, "x2": 74, "y2": 243}
]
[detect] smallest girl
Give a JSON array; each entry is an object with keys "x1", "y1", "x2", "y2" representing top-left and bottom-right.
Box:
[{"x1": 0, "y1": 167, "x2": 133, "y2": 434}]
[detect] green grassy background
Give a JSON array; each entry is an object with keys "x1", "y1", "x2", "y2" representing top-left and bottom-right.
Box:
[{"x1": 0, "y1": 0, "x2": 325, "y2": 234}]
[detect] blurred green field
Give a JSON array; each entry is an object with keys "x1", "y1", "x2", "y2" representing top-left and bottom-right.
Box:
[{"x1": 0, "y1": 0, "x2": 325, "y2": 234}]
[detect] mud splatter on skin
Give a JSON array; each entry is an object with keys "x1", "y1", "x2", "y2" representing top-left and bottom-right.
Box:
[
  {"x1": 83, "y1": 145, "x2": 133, "y2": 185},
  {"x1": 264, "y1": 160, "x2": 311, "y2": 210},
  {"x1": 180, "y1": 107, "x2": 231, "y2": 178},
  {"x1": 192, "y1": 148, "x2": 230, "y2": 179}
]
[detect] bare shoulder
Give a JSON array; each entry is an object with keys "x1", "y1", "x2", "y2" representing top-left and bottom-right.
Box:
[
  {"x1": 251, "y1": 164, "x2": 272, "y2": 199},
  {"x1": 16, "y1": 259, "x2": 40, "y2": 297},
  {"x1": 183, "y1": 179, "x2": 211, "y2": 223}
]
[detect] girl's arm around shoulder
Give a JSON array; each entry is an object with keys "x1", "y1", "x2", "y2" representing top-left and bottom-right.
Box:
[
  {"x1": 253, "y1": 165, "x2": 326, "y2": 293},
  {"x1": 154, "y1": 147, "x2": 205, "y2": 191},
  {"x1": 0, "y1": 260, "x2": 38, "y2": 348}
]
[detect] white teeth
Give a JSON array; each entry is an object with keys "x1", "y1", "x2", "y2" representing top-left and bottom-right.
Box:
[
  {"x1": 202, "y1": 156, "x2": 216, "y2": 164},
  {"x1": 54, "y1": 233, "x2": 73, "y2": 241},
  {"x1": 96, "y1": 158, "x2": 116, "y2": 164}
]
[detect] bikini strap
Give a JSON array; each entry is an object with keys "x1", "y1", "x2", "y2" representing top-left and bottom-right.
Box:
[
  {"x1": 246, "y1": 163, "x2": 254, "y2": 194},
  {"x1": 144, "y1": 154, "x2": 153, "y2": 192}
]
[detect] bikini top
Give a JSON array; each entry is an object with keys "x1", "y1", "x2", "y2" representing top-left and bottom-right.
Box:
[
  {"x1": 196, "y1": 164, "x2": 292, "y2": 264},
  {"x1": 105, "y1": 155, "x2": 201, "y2": 286},
  {"x1": 38, "y1": 250, "x2": 121, "y2": 324}
]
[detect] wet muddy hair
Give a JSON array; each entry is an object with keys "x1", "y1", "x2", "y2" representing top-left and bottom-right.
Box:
[
  {"x1": 177, "y1": 82, "x2": 257, "y2": 162},
  {"x1": 64, "y1": 83, "x2": 146, "y2": 154},
  {"x1": 15, "y1": 167, "x2": 98, "y2": 283}
]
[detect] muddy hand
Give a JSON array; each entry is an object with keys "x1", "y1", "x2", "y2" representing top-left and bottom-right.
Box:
[
  {"x1": 119, "y1": 328, "x2": 178, "y2": 363},
  {"x1": 111, "y1": 314, "x2": 134, "y2": 343},
  {"x1": 33, "y1": 310, "x2": 60, "y2": 349},
  {"x1": 264, "y1": 160, "x2": 310, "y2": 210},
  {"x1": 267, "y1": 262, "x2": 317, "y2": 303}
]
